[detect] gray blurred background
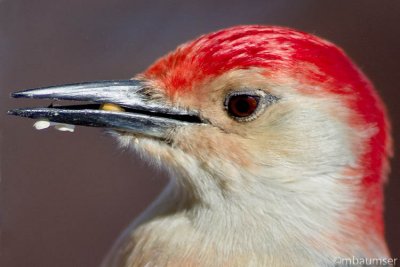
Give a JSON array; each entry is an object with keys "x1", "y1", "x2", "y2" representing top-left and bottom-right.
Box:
[{"x1": 0, "y1": 1, "x2": 399, "y2": 266}]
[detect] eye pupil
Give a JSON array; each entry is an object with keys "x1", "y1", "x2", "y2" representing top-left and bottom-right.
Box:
[{"x1": 228, "y1": 95, "x2": 259, "y2": 118}]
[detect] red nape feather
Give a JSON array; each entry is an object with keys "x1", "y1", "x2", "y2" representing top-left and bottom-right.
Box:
[{"x1": 143, "y1": 25, "x2": 391, "y2": 194}]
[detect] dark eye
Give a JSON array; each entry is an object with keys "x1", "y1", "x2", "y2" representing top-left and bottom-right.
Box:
[
  {"x1": 227, "y1": 94, "x2": 260, "y2": 118},
  {"x1": 224, "y1": 90, "x2": 278, "y2": 121}
]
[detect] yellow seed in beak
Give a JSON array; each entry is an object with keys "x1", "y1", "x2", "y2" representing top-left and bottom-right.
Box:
[{"x1": 100, "y1": 103, "x2": 125, "y2": 112}]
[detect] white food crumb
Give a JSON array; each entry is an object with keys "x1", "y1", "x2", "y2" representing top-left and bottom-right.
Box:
[
  {"x1": 33, "y1": 119, "x2": 51, "y2": 130},
  {"x1": 33, "y1": 120, "x2": 75, "y2": 133},
  {"x1": 54, "y1": 124, "x2": 75, "y2": 132}
]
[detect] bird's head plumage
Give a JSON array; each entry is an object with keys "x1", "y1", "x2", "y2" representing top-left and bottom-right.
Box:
[
  {"x1": 9, "y1": 25, "x2": 393, "y2": 262},
  {"x1": 133, "y1": 25, "x2": 392, "y2": 233},
  {"x1": 143, "y1": 25, "x2": 391, "y2": 184}
]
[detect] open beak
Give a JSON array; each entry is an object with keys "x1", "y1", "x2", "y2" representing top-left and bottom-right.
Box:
[{"x1": 7, "y1": 80, "x2": 203, "y2": 139}]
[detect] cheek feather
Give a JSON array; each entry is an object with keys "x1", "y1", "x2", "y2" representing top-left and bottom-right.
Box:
[{"x1": 173, "y1": 126, "x2": 253, "y2": 170}]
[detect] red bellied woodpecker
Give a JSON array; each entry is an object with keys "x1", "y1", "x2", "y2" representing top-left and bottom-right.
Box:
[{"x1": 9, "y1": 25, "x2": 393, "y2": 267}]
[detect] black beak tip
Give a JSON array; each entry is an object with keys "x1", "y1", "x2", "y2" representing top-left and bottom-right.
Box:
[
  {"x1": 11, "y1": 91, "x2": 28, "y2": 98},
  {"x1": 7, "y1": 109, "x2": 20, "y2": 116}
]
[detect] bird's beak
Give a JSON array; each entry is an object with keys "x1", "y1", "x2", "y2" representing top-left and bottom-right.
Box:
[{"x1": 7, "y1": 80, "x2": 203, "y2": 139}]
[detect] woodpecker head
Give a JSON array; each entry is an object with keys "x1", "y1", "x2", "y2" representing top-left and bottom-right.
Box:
[{"x1": 9, "y1": 25, "x2": 392, "y2": 256}]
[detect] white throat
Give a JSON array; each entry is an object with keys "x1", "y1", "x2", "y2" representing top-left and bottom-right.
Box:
[{"x1": 101, "y1": 137, "x2": 389, "y2": 267}]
